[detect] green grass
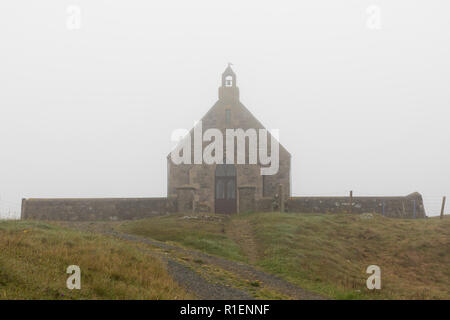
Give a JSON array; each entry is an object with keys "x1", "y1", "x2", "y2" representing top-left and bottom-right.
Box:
[
  {"x1": 120, "y1": 213, "x2": 247, "y2": 262},
  {"x1": 119, "y1": 212, "x2": 450, "y2": 300},
  {"x1": 0, "y1": 220, "x2": 193, "y2": 299}
]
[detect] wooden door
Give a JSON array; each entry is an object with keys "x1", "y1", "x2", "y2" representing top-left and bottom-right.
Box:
[{"x1": 215, "y1": 164, "x2": 237, "y2": 214}]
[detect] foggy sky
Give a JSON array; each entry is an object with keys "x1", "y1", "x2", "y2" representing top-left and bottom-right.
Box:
[{"x1": 1, "y1": 1, "x2": 449, "y2": 218}]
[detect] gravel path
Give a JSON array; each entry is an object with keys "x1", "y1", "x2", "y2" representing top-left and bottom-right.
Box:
[
  {"x1": 60, "y1": 222, "x2": 326, "y2": 300},
  {"x1": 166, "y1": 259, "x2": 253, "y2": 300},
  {"x1": 104, "y1": 230, "x2": 325, "y2": 300}
]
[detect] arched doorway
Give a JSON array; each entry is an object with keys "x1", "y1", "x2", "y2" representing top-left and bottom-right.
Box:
[{"x1": 215, "y1": 164, "x2": 237, "y2": 214}]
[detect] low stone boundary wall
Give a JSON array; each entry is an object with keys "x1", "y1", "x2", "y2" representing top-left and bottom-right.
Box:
[
  {"x1": 283, "y1": 192, "x2": 426, "y2": 218},
  {"x1": 21, "y1": 192, "x2": 426, "y2": 220},
  {"x1": 21, "y1": 197, "x2": 177, "y2": 221},
  {"x1": 248, "y1": 191, "x2": 426, "y2": 218}
]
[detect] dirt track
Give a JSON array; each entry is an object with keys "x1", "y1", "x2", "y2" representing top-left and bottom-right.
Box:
[{"x1": 60, "y1": 221, "x2": 326, "y2": 300}]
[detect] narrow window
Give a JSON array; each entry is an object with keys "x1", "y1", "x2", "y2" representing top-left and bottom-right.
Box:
[{"x1": 225, "y1": 75, "x2": 233, "y2": 87}]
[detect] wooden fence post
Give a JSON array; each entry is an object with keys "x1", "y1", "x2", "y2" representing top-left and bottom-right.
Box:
[
  {"x1": 440, "y1": 196, "x2": 446, "y2": 219},
  {"x1": 349, "y1": 191, "x2": 353, "y2": 214}
]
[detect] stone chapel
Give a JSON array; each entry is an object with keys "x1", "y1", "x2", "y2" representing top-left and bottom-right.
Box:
[{"x1": 167, "y1": 65, "x2": 292, "y2": 214}]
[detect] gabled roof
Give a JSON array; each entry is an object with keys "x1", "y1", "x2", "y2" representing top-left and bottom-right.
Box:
[{"x1": 167, "y1": 66, "x2": 291, "y2": 159}]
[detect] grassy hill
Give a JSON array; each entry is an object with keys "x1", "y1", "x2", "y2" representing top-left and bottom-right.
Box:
[
  {"x1": 0, "y1": 220, "x2": 192, "y2": 299},
  {"x1": 119, "y1": 212, "x2": 450, "y2": 299},
  {"x1": 2, "y1": 213, "x2": 448, "y2": 300}
]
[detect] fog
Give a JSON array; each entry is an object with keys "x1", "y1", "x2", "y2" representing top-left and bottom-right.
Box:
[{"x1": 1, "y1": 1, "x2": 449, "y2": 219}]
